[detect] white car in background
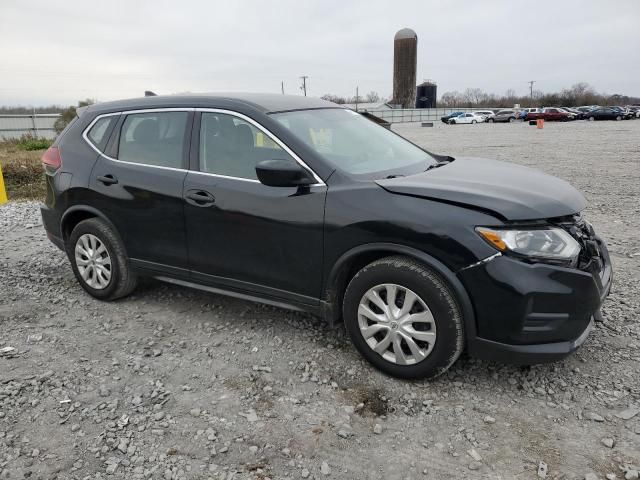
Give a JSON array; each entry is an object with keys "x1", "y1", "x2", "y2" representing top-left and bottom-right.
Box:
[
  {"x1": 473, "y1": 110, "x2": 495, "y2": 122},
  {"x1": 448, "y1": 112, "x2": 485, "y2": 124}
]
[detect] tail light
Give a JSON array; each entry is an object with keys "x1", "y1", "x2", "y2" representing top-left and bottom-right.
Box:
[{"x1": 42, "y1": 146, "x2": 61, "y2": 173}]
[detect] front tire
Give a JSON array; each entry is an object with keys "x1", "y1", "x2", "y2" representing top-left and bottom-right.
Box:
[
  {"x1": 616, "y1": 115, "x2": 622, "y2": 121},
  {"x1": 67, "y1": 218, "x2": 138, "y2": 301},
  {"x1": 588, "y1": 116, "x2": 595, "y2": 121},
  {"x1": 487, "y1": 118, "x2": 494, "y2": 123},
  {"x1": 343, "y1": 256, "x2": 464, "y2": 379}
]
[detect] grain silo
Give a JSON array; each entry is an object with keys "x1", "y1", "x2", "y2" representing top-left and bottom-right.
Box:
[
  {"x1": 392, "y1": 28, "x2": 418, "y2": 108},
  {"x1": 416, "y1": 80, "x2": 437, "y2": 108}
]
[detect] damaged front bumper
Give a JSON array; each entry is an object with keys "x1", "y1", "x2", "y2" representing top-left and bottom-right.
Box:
[{"x1": 457, "y1": 235, "x2": 612, "y2": 364}]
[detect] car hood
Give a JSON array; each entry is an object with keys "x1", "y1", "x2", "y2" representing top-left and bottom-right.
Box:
[{"x1": 375, "y1": 157, "x2": 586, "y2": 221}]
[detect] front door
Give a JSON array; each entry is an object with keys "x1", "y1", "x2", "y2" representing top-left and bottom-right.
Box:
[
  {"x1": 183, "y1": 111, "x2": 326, "y2": 305},
  {"x1": 89, "y1": 109, "x2": 193, "y2": 270}
]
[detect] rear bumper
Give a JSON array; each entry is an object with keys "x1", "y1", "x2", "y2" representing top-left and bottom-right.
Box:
[
  {"x1": 459, "y1": 238, "x2": 612, "y2": 364},
  {"x1": 41, "y1": 203, "x2": 65, "y2": 251}
]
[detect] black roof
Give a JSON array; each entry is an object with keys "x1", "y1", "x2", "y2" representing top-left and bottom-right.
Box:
[{"x1": 85, "y1": 93, "x2": 338, "y2": 115}]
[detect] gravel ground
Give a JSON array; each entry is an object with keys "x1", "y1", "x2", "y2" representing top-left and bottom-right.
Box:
[{"x1": 1, "y1": 120, "x2": 639, "y2": 480}]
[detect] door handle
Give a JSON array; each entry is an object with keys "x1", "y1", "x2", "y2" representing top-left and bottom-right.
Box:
[
  {"x1": 185, "y1": 190, "x2": 215, "y2": 207},
  {"x1": 97, "y1": 174, "x2": 118, "y2": 185}
]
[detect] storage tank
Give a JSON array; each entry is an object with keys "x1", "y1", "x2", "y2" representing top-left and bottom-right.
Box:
[
  {"x1": 416, "y1": 80, "x2": 437, "y2": 108},
  {"x1": 392, "y1": 28, "x2": 418, "y2": 109}
]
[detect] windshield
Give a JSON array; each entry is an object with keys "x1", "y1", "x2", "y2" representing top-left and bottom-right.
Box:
[{"x1": 272, "y1": 109, "x2": 437, "y2": 177}]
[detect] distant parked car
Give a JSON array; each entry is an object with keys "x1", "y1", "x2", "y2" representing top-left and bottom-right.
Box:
[
  {"x1": 560, "y1": 108, "x2": 585, "y2": 120},
  {"x1": 525, "y1": 108, "x2": 571, "y2": 122},
  {"x1": 610, "y1": 107, "x2": 634, "y2": 120},
  {"x1": 441, "y1": 111, "x2": 464, "y2": 124},
  {"x1": 473, "y1": 110, "x2": 495, "y2": 122},
  {"x1": 627, "y1": 106, "x2": 640, "y2": 118},
  {"x1": 493, "y1": 110, "x2": 518, "y2": 123},
  {"x1": 449, "y1": 112, "x2": 485, "y2": 124},
  {"x1": 585, "y1": 107, "x2": 624, "y2": 121}
]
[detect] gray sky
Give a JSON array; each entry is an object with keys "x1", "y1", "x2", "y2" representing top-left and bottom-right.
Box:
[{"x1": 1, "y1": 0, "x2": 639, "y2": 106}]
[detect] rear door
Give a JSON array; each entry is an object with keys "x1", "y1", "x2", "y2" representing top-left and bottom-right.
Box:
[
  {"x1": 546, "y1": 108, "x2": 561, "y2": 120},
  {"x1": 182, "y1": 110, "x2": 326, "y2": 304},
  {"x1": 89, "y1": 109, "x2": 193, "y2": 270}
]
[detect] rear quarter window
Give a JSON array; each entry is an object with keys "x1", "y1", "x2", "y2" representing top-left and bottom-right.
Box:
[{"x1": 86, "y1": 116, "x2": 117, "y2": 151}]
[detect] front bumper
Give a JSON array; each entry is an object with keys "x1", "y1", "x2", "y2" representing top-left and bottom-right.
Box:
[{"x1": 458, "y1": 237, "x2": 612, "y2": 364}]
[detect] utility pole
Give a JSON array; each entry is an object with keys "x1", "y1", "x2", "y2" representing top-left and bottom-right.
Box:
[
  {"x1": 300, "y1": 76, "x2": 308, "y2": 96},
  {"x1": 281, "y1": 81, "x2": 284, "y2": 95},
  {"x1": 528, "y1": 80, "x2": 536, "y2": 104},
  {"x1": 355, "y1": 86, "x2": 359, "y2": 112}
]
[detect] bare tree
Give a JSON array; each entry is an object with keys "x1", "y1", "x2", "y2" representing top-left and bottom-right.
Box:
[
  {"x1": 365, "y1": 91, "x2": 380, "y2": 103},
  {"x1": 320, "y1": 94, "x2": 347, "y2": 105},
  {"x1": 440, "y1": 91, "x2": 462, "y2": 107},
  {"x1": 461, "y1": 88, "x2": 490, "y2": 106},
  {"x1": 438, "y1": 83, "x2": 637, "y2": 108}
]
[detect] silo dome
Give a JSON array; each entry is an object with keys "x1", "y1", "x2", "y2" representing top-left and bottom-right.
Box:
[{"x1": 394, "y1": 28, "x2": 417, "y2": 41}]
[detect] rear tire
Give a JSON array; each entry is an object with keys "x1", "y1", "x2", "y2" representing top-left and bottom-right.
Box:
[
  {"x1": 343, "y1": 256, "x2": 464, "y2": 380},
  {"x1": 588, "y1": 116, "x2": 595, "y2": 121},
  {"x1": 67, "y1": 218, "x2": 138, "y2": 301},
  {"x1": 471, "y1": 120, "x2": 477, "y2": 124},
  {"x1": 508, "y1": 117, "x2": 515, "y2": 123},
  {"x1": 616, "y1": 115, "x2": 622, "y2": 121},
  {"x1": 488, "y1": 118, "x2": 494, "y2": 123}
]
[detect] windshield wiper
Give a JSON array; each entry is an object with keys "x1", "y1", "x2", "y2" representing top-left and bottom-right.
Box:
[
  {"x1": 424, "y1": 163, "x2": 445, "y2": 172},
  {"x1": 425, "y1": 157, "x2": 454, "y2": 172}
]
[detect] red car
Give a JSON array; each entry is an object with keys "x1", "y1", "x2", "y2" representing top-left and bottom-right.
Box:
[{"x1": 525, "y1": 108, "x2": 571, "y2": 122}]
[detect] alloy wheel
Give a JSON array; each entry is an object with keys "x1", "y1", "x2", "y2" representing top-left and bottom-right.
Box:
[
  {"x1": 74, "y1": 233, "x2": 112, "y2": 289},
  {"x1": 357, "y1": 283, "x2": 436, "y2": 365}
]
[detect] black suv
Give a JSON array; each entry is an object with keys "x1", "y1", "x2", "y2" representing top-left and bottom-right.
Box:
[{"x1": 41, "y1": 94, "x2": 612, "y2": 379}]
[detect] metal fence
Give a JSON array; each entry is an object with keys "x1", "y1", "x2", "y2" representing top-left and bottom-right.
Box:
[
  {"x1": 355, "y1": 107, "x2": 494, "y2": 123},
  {"x1": 0, "y1": 114, "x2": 60, "y2": 140}
]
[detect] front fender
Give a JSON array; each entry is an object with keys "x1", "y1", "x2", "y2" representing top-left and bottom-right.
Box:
[{"x1": 322, "y1": 242, "x2": 477, "y2": 342}]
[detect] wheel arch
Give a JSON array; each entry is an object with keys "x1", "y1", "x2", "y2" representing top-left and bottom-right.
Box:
[
  {"x1": 322, "y1": 243, "x2": 477, "y2": 341},
  {"x1": 60, "y1": 205, "x2": 119, "y2": 244}
]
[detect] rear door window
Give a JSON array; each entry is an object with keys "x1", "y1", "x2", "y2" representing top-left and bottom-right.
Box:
[{"x1": 118, "y1": 111, "x2": 189, "y2": 168}]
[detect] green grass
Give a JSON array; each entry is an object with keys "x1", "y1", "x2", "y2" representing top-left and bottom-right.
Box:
[{"x1": 14, "y1": 135, "x2": 53, "y2": 151}]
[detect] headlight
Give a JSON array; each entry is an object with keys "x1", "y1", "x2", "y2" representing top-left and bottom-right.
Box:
[{"x1": 476, "y1": 227, "x2": 580, "y2": 261}]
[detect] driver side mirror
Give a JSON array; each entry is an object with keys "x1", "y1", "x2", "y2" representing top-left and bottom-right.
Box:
[{"x1": 255, "y1": 159, "x2": 314, "y2": 187}]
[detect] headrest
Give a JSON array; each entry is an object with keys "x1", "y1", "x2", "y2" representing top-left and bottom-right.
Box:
[
  {"x1": 235, "y1": 124, "x2": 254, "y2": 149},
  {"x1": 132, "y1": 119, "x2": 159, "y2": 143}
]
